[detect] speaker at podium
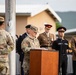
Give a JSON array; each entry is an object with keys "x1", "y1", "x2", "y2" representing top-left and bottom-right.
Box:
[{"x1": 29, "y1": 49, "x2": 59, "y2": 75}]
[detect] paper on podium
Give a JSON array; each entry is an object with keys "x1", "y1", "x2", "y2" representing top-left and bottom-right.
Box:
[{"x1": 31, "y1": 48, "x2": 48, "y2": 50}]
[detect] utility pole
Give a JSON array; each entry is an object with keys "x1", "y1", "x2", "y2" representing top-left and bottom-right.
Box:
[{"x1": 5, "y1": 0, "x2": 16, "y2": 75}]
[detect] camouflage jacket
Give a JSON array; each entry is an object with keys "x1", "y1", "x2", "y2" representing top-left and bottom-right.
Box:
[
  {"x1": 0, "y1": 29, "x2": 14, "y2": 63},
  {"x1": 21, "y1": 35, "x2": 40, "y2": 71},
  {"x1": 21, "y1": 35, "x2": 40, "y2": 54}
]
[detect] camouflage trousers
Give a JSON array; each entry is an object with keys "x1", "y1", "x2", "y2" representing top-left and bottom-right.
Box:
[
  {"x1": 0, "y1": 67, "x2": 9, "y2": 75},
  {"x1": 24, "y1": 70, "x2": 29, "y2": 75},
  {"x1": 22, "y1": 57, "x2": 30, "y2": 75},
  {"x1": 0, "y1": 63, "x2": 9, "y2": 75}
]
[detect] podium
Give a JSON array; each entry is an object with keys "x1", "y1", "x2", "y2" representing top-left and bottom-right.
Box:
[{"x1": 29, "y1": 49, "x2": 59, "y2": 75}]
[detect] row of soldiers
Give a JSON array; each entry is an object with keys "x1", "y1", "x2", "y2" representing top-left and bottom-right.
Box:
[{"x1": 16, "y1": 23, "x2": 76, "y2": 75}]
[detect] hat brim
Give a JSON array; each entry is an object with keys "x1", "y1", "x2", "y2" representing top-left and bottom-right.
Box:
[
  {"x1": 45, "y1": 25, "x2": 52, "y2": 28},
  {"x1": 58, "y1": 30, "x2": 65, "y2": 32},
  {"x1": 57, "y1": 26, "x2": 66, "y2": 31}
]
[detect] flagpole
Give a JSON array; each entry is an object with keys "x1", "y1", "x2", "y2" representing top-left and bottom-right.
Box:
[{"x1": 5, "y1": 0, "x2": 16, "y2": 75}]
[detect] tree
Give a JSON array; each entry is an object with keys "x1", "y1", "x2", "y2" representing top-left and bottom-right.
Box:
[{"x1": 56, "y1": 22, "x2": 62, "y2": 31}]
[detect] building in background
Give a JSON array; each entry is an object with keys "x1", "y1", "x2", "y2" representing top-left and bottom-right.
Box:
[{"x1": 0, "y1": 4, "x2": 61, "y2": 36}]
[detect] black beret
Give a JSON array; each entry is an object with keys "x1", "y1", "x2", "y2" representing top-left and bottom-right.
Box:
[
  {"x1": 57, "y1": 26, "x2": 66, "y2": 31},
  {"x1": 25, "y1": 24, "x2": 31, "y2": 28}
]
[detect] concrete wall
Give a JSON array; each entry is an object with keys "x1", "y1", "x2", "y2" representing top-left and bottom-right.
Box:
[{"x1": 16, "y1": 16, "x2": 27, "y2": 36}]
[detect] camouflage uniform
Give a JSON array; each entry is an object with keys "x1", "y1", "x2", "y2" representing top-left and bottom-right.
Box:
[
  {"x1": 0, "y1": 29, "x2": 14, "y2": 75},
  {"x1": 0, "y1": 16, "x2": 14, "y2": 75},
  {"x1": 21, "y1": 35, "x2": 40, "y2": 75}
]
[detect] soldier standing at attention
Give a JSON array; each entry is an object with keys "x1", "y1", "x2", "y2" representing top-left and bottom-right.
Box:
[
  {"x1": 71, "y1": 36, "x2": 76, "y2": 75},
  {"x1": 52, "y1": 26, "x2": 70, "y2": 75},
  {"x1": 0, "y1": 16, "x2": 14, "y2": 75},
  {"x1": 37, "y1": 23, "x2": 54, "y2": 49},
  {"x1": 21, "y1": 25, "x2": 40, "y2": 75}
]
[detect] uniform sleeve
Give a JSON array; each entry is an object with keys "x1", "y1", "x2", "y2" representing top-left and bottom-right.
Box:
[
  {"x1": 71, "y1": 38, "x2": 76, "y2": 54},
  {"x1": 21, "y1": 38, "x2": 31, "y2": 53},
  {"x1": 67, "y1": 41, "x2": 71, "y2": 49},
  {"x1": 37, "y1": 34, "x2": 41, "y2": 43},
  {"x1": 52, "y1": 34, "x2": 55, "y2": 41},
  {"x1": 50, "y1": 34, "x2": 55, "y2": 41},
  {"x1": 36, "y1": 39, "x2": 40, "y2": 48},
  {"x1": 37, "y1": 34, "x2": 43, "y2": 47},
  {"x1": 1, "y1": 33, "x2": 14, "y2": 54},
  {"x1": 74, "y1": 47, "x2": 76, "y2": 54},
  {"x1": 52, "y1": 41, "x2": 58, "y2": 50},
  {"x1": 16, "y1": 35, "x2": 22, "y2": 54}
]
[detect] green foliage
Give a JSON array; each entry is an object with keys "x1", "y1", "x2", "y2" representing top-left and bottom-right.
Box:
[{"x1": 56, "y1": 22, "x2": 62, "y2": 31}]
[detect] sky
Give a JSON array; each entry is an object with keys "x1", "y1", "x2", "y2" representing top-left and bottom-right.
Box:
[{"x1": 0, "y1": 0, "x2": 76, "y2": 11}]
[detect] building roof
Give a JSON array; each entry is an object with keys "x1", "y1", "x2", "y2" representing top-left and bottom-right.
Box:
[
  {"x1": 56, "y1": 28, "x2": 76, "y2": 35},
  {"x1": 0, "y1": 4, "x2": 61, "y2": 22},
  {"x1": 65, "y1": 28, "x2": 76, "y2": 35}
]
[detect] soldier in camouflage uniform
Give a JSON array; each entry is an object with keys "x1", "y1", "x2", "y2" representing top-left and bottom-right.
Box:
[
  {"x1": 71, "y1": 36, "x2": 76, "y2": 75},
  {"x1": 0, "y1": 16, "x2": 14, "y2": 75},
  {"x1": 21, "y1": 25, "x2": 40, "y2": 75}
]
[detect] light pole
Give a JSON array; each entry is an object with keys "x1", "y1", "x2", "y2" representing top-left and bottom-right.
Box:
[{"x1": 5, "y1": 0, "x2": 16, "y2": 75}]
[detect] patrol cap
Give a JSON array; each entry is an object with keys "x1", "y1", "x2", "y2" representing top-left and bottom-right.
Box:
[
  {"x1": 30, "y1": 25, "x2": 38, "y2": 33},
  {"x1": 44, "y1": 23, "x2": 52, "y2": 28},
  {"x1": 25, "y1": 24, "x2": 31, "y2": 28},
  {"x1": 57, "y1": 26, "x2": 66, "y2": 32},
  {"x1": 0, "y1": 16, "x2": 4, "y2": 22}
]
